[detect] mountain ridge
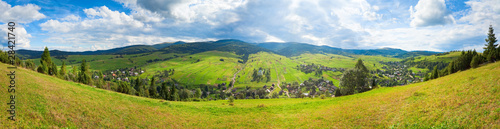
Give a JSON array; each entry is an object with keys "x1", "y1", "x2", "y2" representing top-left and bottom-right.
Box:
[{"x1": 16, "y1": 39, "x2": 441, "y2": 59}]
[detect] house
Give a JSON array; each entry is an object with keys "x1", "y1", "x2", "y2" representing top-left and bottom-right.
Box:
[{"x1": 303, "y1": 93, "x2": 309, "y2": 97}]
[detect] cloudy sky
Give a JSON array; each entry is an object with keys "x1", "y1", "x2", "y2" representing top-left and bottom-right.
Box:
[{"x1": 1, "y1": 0, "x2": 499, "y2": 52}]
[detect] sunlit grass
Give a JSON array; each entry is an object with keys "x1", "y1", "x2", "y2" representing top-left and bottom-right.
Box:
[{"x1": 3, "y1": 56, "x2": 498, "y2": 128}]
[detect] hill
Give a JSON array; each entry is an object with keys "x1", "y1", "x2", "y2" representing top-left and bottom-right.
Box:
[
  {"x1": 1, "y1": 59, "x2": 498, "y2": 128},
  {"x1": 256, "y1": 42, "x2": 440, "y2": 58},
  {"x1": 16, "y1": 45, "x2": 160, "y2": 59}
]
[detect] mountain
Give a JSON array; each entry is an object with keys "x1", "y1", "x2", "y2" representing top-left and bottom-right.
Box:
[
  {"x1": 161, "y1": 39, "x2": 271, "y2": 62},
  {"x1": 344, "y1": 47, "x2": 407, "y2": 56},
  {"x1": 16, "y1": 43, "x2": 181, "y2": 59},
  {"x1": 256, "y1": 42, "x2": 441, "y2": 58},
  {"x1": 152, "y1": 41, "x2": 186, "y2": 49},
  {"x1": 17, "y1": 40, "x2": 440, "y2": 60},
  {"x1": 393, "y1": 51, "x2": 442, "y2": 58},
  {"x1": 1, "y1": 59, "x2": 498, "y2": 128}
]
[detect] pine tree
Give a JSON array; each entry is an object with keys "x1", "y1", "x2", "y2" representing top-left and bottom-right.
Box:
[
  {"x1": 160, "y1": 82, "x2": 170, "y2": 100},
  {"x1": 432, "y1": 66, "x2": 439, "y2": 79},
  {"x1": 51, "y1": 62, "x2": 58, "y2": 77},
  {"x1": 40, "y1": 47, "x2": 52, "y2": 75},
  {"x1": 471, "y1": 55, "x2": 481, "y2": 68},
  {"x1": 149, "y1": 77, "x2": 157, "y2": 98},
  {"x1": 484, "y1": 25, "x2": 498, "y2": 62},
  {"x1": 448, "y1": 61, "x2": 455, "y2": 75},
  {"x1": 78, "y1": 59, "x2": 92, "y2": 85},
  {"x1": 60, "y1": 61, "x2": 67, "y2": 77},
  {"x1": 170, "y1": 84, "x2": 177, "y2": 101}
]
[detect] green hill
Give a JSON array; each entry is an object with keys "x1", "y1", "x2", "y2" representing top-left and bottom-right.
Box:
[{"x1": 1, "y1": 59, "x2": 498, "y2": 128}]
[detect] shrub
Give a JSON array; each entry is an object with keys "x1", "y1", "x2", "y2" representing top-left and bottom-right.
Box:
[
  {"x1": 228, "y1": 96, "x2": 234, "y2": 106},
  {"x1": 257, "y1": 104, "x2": 266, "y2": 108},
  {"x1": 320, "y1": 94, "x2": 326, "y2": 99},
  {"x1": 272, "y1": 92, "x2": 279, "y2": 99}
]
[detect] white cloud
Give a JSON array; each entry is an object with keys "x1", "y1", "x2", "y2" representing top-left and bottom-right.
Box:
[
  {"x1": 32, "y1": 0, "x2": 499, "y2": 52},
  {"x1": 40, "y1": 6, "x2": 146, "y2": 33},
  {"x1": 410, "y1": 0, "x2": 455, "y2": 27},
  {"x1": 1, "y1": 24, "x2": 31, "y2": 49},
  {"x1": 0, "y1": 0, "x2": 46, "y2": 23},
  {"x1": 60, "y1": 15, "x2": 80, "y2": 21}
]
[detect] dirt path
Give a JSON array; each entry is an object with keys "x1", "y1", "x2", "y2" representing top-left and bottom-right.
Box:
[{"x1": 231, "y1": 64, "x2": 245, "y2": 89}]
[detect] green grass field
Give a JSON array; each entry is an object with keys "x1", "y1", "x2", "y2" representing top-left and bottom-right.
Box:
[
  {"x1": 140, "y1": 51, "x2": 243, "y2": 85},
  {"x1": 1, "y1": 59, "x2": 499, "y2": 128},
  {"x1": 412, "y1": 51, "x2": 461, "y2": 63},
  {"x1": 31, "y1": 52, "x2": 187, "y2": 71},
  {"x1": 292, "y1": 53, "x2": 402, "y2": 70}
]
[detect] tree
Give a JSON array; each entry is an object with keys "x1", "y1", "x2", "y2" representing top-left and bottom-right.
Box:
[
  {"x1": 51, "y1": 62, "x2": 58, "y2": 77},
  {"x1": 355, "y1": 59, "x2": 369, "y2": 73},
  {"x1": 78, "y1": 59, "x2": 92, "y2": 85},
  {"x1": 170, "y1": 84, "x2": 178, "y2": 101},
  {"x1": 484, "y1": 25, "x2": 498, "y2": 62},
  {"x1": 195, "y1": 88, "x2": 202, "y2": 98},
  {"x1": 159, "y1": 82, "x2": 170, "y2": 100},
  {"x1": 471, "y1": 55, "x2": 481, "y2": 68},
  {"x1": 149, "y1": 77, "x2": 158, "y2": 98},
  {"x1": 60, "y1": 61, "x2": 67, "y2": 77},
  {"x1": 449, "y1": 61, "x2": 456, "y2": 75},
  {"x1": 339, "y1": 59, "x2": 370, "y2": 95},
  {"x1": 40, "y1": 47, "x2": 53, "y2": 75},
  {"x1": 432, "y1": 66, "x2": 439, "y2": 79},
  {"x1": 228, "y1": 96, "x2": 235, "y2": 106}
]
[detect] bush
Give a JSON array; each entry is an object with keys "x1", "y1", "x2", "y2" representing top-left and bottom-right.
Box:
[
  {"x1": 272, "y1": 92, "x2": 279, "y2": 99},
  {"x1": 255, "y1": 95, "x2": 260, "y2": 99},
  {"x1": 228, "y1": 96, "x2": 234, "y2": 106},
  {"x1": 320, "y1": 94, "x2": 326, "y2": 99},
  {"x1": 257, "y1": 104, "x2": 266, "y2": 108},
  {"x1": 335, "y1": 88, "x2": 341, "y2": 97}
]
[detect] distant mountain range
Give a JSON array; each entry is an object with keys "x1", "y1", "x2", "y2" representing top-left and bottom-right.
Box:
[{"x1": 16, "y1": 39, "x2": 440, "y2": 59}]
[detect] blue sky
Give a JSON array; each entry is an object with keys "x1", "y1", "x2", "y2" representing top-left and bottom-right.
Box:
[{"x1": 1, "y1": 0, "x2": 499, "y2": 52}]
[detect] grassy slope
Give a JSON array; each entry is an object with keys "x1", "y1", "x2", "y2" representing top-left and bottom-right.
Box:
[
  {"x1": 292, "y1": 53, "x2": 402, "y2": 70},
  {"x1": 1, "y1": 61, "x2": 499, "y2": 128},
  {"x1": 32, "y1": 52, "x2": 186, "y2": 71},
  {"x1": 140, "y1": 51, "x2": 243, "y2": 85},
  {"x1": 235, "y1": 52, "x2": 323, "y2": 88},
  {"x1": 413, "y1": 52, "x2": 461, "y2": 63}
]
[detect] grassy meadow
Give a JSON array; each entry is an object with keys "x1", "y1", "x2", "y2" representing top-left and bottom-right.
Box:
[{"x1": 1, "y1": 59, "x2": 499, "y2": 128}]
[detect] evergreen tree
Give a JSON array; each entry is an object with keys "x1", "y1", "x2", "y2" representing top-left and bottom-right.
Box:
[
  {"x1": 160, "y1": 82, "x2": 170, "y2": 100},
  {"x1": 448, "y1": 61, "x2": 455, "y2": 75},
  {"x1": 78, "y1": 59, "x2": 92, "y2": 85},
  {"x1": 60, "y1": 61, "x2": 67, "y2": 77},
  {"x1": 40, "y1": 47, "x2": 53, "y2": 75},
  {"x1": 170, "y1": 84, "x2": 177, "y2": 101},
  {"x1": 471, "y1": 55, "x2": 481, "y2": 68},
  {"x1": 432, "y1": 66, "x2": 439, "y2": 79},
  {"x1": 51, "y1": 62, "x2": 58, "y2": 77},
  {"x1": 149, "y1": 77, "x2": 157, "y2": 98},
  {"x1": 484, "y1": 25, "x2": 498, "y2": 62}
]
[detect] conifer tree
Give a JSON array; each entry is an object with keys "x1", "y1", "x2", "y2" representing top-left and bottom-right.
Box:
[
  {"x1": 51, "y1": 62, "x2": 58, "y2": 77},
  {"x1": 60, "y1": 61, "x2": 67, "y2": 77},
  {"x1": 432, "y1": 66, "x2": 439, "y2": 79},
  {"x1": 484, "y1": 25, "x2": 498, "y2": 62},
  {"x1": 149, "y1": 77, "x2": 157, "y2": 98},
  {"x1": 471, "y1": 55, "x2": 481, "y2": 68}
]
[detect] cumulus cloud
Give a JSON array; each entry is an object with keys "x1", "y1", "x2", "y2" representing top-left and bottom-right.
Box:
[
  {"x1": 0, "y1": 0, "x2": 45, "y2": 49},
  {"x1": 34, "y1": 0, "x2": 498, "y2": 52},
  {"x1": 1, "y1": 24, "x2": 31, "y2": 49},
  {"x1": 410, "y1": 0, "x2": 455, "y2": 27},
  {"x1": 0, "y1": 0, "x2": 45, "y2": 23}
]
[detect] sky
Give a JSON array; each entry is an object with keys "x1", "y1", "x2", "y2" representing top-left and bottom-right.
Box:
[{"x1": 1, "y1": 0, "x2": 499, "y2": 52}]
